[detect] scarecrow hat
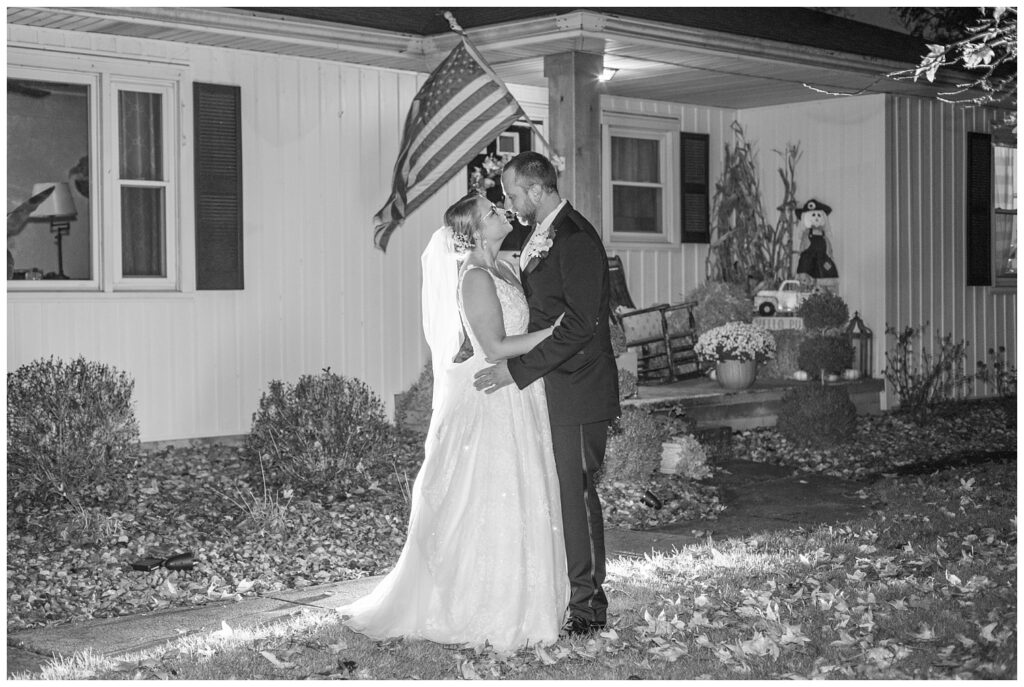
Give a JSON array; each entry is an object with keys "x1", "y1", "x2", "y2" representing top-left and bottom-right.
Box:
[{"x1": 795, "y1": 199, "x2": 832, "y2": 218}]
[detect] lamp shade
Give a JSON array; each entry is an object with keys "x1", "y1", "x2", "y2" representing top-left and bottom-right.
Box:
[{"x1": 29, "y1": 182, "x2": 77, "y2": 220}]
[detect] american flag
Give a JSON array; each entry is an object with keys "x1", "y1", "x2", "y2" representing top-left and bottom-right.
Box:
[{"x1": 372, "y1": 39, "x2": 526, "y2": 251}]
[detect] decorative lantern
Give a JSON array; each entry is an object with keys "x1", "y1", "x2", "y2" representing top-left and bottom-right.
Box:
[{"x1": 845, "y1": 311, "x2": 873, "y2": 378}]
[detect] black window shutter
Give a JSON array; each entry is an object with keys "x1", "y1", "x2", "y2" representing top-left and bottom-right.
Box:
[
  {"x1": 680, "y1": 132, "x2": 710, "y2": 243},
  {"x1": 966, "y1": 132, "x2": 992, "y2": 286},
  {"x1": 194, "y1": 82, "x2": 243, "y2": 290}
]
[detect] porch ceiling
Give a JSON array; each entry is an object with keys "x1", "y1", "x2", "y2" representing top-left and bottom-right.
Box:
[{"x1": 7, "y1": 6, "x2": 973, "y2": 109}]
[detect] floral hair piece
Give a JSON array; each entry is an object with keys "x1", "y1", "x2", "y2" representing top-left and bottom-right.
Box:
[{"x1": 448, "y1": 226, "x2": 475, "y2": 255}]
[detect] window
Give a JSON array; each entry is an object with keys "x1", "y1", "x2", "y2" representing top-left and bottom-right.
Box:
[
  {"x1": 993, "y1": 143, "x2": 1016, "y2": 283},
  {"x1": 966, "y1": 132, "x2": 1017, "y2": 288},
  {"x1": 8, "y1": 49, "x2": 243, "y2": 292},
  {"x1": 603, "y1": 112, "x2": 679, "y2": 244}
]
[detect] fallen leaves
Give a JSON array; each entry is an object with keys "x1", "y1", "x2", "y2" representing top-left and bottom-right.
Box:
[{"x1": 7, "y1": 438, "x2": 424, "y2": 632}]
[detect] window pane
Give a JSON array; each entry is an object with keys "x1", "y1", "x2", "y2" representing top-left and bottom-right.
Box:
[
  {"x1": 994, "y1": 144, "x2": 1016, "y2": 210},
  {"x1": 613, "y1": 186, "x2": 661, "y2": 233},
  {"x1": 121, "y1": 186, "x2": 166, "y2": 277},
  {"x1": 119, "y1": 91, "x2": 163, "y2": 181},
  {"x1": 7, "y1": 78, "x2": 92, "y2": 280},
  {"x1": 611, "y1": 136, "x2": 659, "y2": 183},
  {"x1": 995, "y1": 212, "x2": 1016, "y2": 278}
]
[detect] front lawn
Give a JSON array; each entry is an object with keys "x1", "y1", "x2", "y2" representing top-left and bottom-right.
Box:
[
  {"x1": 18, "y1": 455, "x2": 1016, "y2": 680},
  {"x1": 7, "y1": 398, "x2": 1015, "y2": 661}
]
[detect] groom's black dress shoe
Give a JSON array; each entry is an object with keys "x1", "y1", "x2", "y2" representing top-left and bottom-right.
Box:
[{"x1": 560, "y1": 616, "x2": 596, "y2": 638}]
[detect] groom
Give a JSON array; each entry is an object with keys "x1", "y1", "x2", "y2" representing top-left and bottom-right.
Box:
[{"x1": 474, "y1": 151, "x2": 620, "y2": 637}]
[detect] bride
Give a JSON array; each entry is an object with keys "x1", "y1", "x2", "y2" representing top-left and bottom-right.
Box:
[{"x1": 338, "y1": 193, "x2": 568, "y2": 651}]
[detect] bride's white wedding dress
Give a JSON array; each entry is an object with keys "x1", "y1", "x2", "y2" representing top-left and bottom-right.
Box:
[{"x1": 339, "y1": 264, "x2": 568, "y2": 651}]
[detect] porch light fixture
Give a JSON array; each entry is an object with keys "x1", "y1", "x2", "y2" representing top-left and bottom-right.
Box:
[
  {"x1": 599, "y1": 67, "x2": 618, "y2": 82},
  {"x1": 845, "y1": 311, "x2": 873, "y2": 378},
  {"x1": 29, "y1": 181, "x2": 77, "y2": 279}
]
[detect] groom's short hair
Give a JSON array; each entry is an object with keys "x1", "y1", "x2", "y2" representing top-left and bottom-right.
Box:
[{"x1": 505, "y1": 152, "x2": 558, "y2": 194}]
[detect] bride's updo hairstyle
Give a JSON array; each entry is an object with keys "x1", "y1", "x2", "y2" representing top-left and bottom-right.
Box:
[{"x1": 444, "y1": 193, "x2": 484, "y2": 254}]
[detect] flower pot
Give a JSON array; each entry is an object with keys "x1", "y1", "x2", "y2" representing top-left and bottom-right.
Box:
[
  {"x1": 842, "y1": 368, "x2": 861, "y2": 380},
  {"x1": 715, "y1": 359, "x2": 757, "y2": 390}
]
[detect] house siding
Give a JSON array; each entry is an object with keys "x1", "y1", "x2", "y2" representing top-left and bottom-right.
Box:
[
  {"x1": 7, "y1": 25, "x2": 551, "y2": 442},
  {"x1": 887, "y1": 96, "x2": 1016, "y2": 399},
  {"x1": 600, "y1": 95, "x2": 738, "y2": 307}
]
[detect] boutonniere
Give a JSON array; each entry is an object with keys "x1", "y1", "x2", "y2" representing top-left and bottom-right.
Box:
[{"x1": 523, "y1": 227, "x2": 555, "y2": 263}]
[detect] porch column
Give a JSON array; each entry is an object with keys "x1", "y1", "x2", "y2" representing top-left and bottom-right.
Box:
[{"x1": 543, "y1": 51, "x2": 603, "y2": 231}]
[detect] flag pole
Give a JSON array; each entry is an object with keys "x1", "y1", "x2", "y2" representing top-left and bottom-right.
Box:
[{"x1": 443, "y1": 11, "x2": 557, "y2": 161}]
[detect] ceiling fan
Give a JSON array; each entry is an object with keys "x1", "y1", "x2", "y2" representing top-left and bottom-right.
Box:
[{"x1": 8, "y1": 79, "x2": 51, "y2": 98}]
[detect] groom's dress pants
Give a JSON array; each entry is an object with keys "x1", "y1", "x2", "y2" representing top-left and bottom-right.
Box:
[{"x1": 551, "y1": 420, "x2": 611, "y2": 624}]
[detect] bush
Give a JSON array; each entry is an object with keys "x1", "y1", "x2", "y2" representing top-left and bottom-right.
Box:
[
  {"x1": 609, "y1": 319, "x2": 628, "y2": 356},
  {"x1": 247, "y1": 368, "x2": 393, "y2": 494},
  {"x1": 618, "y1": 368, "x2": 638, "y2": 400},
  {"x1": 776, "y1": 384, "x2": 858, "y2": 448},
  {"x1": 976, "y1": 346, "x2": 1017, "y2": 398},
  {"x1": 685, "y1": 280, "x2": 753, "y2": 337},
  {"x1": 798, "y1": 335, "x2": 854, "y2": 377},
  {"x1": 394, "y1": 361, "x2": 433, "y2": 435},
  {"x1": 796, "y1": 289, "x2": 849, "y2": 331},
  {"x1": 603, "y1": 407, "x2": 690, "y2": 483},
  {"x1": 883, "y1": 323, "x2": 973, "y2": 423},
  {"x1": 760, "y1": 329, "x2": 807, "y2": 379},
  {"x1": 7, "y1": 356, "x2": 139, "y2": 508}
]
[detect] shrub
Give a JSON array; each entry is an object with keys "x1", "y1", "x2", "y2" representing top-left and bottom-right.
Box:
[
  {"x1": 798, "y1": 335, "x2": 854, "y2": 377},
  {"x1": 247, "y1": 368, "x2": 393, "y2": 494},
  {"x1": 760, "y1": 329, "x2": 806, "y2": 379},
  {"x1": 394, "y1": 361, "x2": 433, "y2": 435},
  {"x1": 796, "y1": 289, "x2": 849, "y2": 331},
  {"x1": 7, "y1": 356, "x2": 139, "y2": 508},
  {"x1": 685, "y1": 280, "x2": 753, "y2": 337},
  {"x1": 609, "y1": 319, "x2": 628, "y2": 356},
  {"x1": 603, "y1": 407, "x2": 690, "y2": 483},
  {"x1": 776, "y1": 384, "x2": 857, "y2": 448},
  {"x1": 618, "y1": 368, "x2": 638, "y2": 400},
  {"x1": 883, "y1": 323, "x2": 972, "y2": 423},
  {"x1": 976, "y1": 346, "x2": 1017, "y2": 398}
]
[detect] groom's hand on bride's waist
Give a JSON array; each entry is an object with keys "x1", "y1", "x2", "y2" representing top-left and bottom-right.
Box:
[{"x1": 473, "y1": 360, "x2": 514, "y2": 394}]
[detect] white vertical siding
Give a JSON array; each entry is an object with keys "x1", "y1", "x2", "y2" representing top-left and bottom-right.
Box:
[
  {"x1": 887, "y1": 97, "x2": 1017, "y2": 397},
  {"x1": 600, "y1": 95, "x2": 738, "y2": 307},
  {"x1": 740, "y1": 95, "x2": 889, "y2": 382},
  {"x1": 6, "y1": 26, "x2": 474, "y2": 441}
]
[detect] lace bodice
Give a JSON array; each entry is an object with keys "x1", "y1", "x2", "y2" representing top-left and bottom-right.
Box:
[{"x1": 457, "y1": 262, "x2": 529, "y2": 354}]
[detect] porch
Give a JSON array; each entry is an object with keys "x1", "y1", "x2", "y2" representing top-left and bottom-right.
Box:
[{"x1": 623, "y1": 376, "x2": 886, "y2": 432}]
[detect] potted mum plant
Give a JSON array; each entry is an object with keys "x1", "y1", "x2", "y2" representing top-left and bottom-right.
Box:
[{"x1": 695, "y1": 321, "x2": 777, "y2": 390}]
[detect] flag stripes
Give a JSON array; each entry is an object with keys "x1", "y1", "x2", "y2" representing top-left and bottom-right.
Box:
[{"x1": 373, "y1": 40, "x2": 525, "y2": 251}]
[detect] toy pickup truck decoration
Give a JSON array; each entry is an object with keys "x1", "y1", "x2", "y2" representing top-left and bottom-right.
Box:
[{"x1": 754, "y1": 279, "x2": 812, "y2": 316}]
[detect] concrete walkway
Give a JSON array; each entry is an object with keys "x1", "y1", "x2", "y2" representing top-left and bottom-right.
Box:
[{"x1": 7, "y1": 458, "x2": 870, "y2": 677}]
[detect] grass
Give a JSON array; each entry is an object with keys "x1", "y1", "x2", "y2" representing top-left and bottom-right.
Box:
[{"x1": 15, "y1": 453, "x2": 1015, "y2": 680}]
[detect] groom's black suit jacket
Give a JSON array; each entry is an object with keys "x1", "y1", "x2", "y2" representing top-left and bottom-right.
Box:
[{"x1": 507, "y1": 202, "x2": 621, "y2": 426}]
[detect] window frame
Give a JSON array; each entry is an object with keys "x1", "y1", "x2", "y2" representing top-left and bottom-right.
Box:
[
  {"x1": 992, "y1": 137, "x2": 1016, "y2": 290},
  {"x1": 7, "y1": 48, "x2": 185, "y2": 293},
  {"x1": 110, "y1": 77, "x2": 179, "y2": 291},
  {"x1": 602, "y1": 111, "x2": 679, "y2": 246}
]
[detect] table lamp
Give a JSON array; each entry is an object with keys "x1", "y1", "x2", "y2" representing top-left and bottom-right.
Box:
[{"x1": 29, "y1": 182, "x2": 77, "y2": 279}]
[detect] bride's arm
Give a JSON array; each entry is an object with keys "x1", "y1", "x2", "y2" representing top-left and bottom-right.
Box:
[{"x1": 461, "y1": 269, "x2": 554, "y2": 360}]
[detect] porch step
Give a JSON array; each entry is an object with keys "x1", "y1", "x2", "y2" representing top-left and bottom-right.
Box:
[{"x1": 626, "y1": 377, "x2": 884, "y2": 432}]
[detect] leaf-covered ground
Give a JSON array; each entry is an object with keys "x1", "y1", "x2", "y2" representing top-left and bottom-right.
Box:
[
  {"x1": 7, "y1": 399, "x2": 1014, "y2": 635},
  {"x1": 734, "y1": 398, "x2": 1014, "y2": 480},
  {"x1": 25, "y1": 457, "x2": 1016, "y2": 680}
]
